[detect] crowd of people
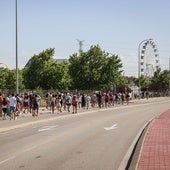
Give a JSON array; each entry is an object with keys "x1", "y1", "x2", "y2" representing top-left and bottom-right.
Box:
[
  {"x1": 0, "y1": 91, "x2": 131, "y2": 120},
  {"x1": 0, "y1": 92, "x2": 41, "y2": 120}
]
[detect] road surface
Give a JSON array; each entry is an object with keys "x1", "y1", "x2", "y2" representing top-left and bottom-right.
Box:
[{"x1": 0, "y1": 98, "x2": 170, "y2": 170}]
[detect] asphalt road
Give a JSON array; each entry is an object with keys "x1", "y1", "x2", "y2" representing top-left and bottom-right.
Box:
[{"x1": 0, "y1": 98, "x2": 170, "y2": 170}]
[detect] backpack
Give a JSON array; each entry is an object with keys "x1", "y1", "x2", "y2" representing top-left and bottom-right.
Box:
[
  {"x1": 51, "y1": 99, "x2": 55, "y2": 106},
  {"x1": 66, "y1": 97, "x2": 71, "y2": 104},
  {"x1": 16, "y1": 96, "x2": 22, "y2": 103}
]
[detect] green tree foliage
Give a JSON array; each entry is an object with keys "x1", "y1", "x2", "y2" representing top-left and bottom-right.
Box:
[
  {"x1": 150, "y1": 68, "x2": 170, "y2": 91},
  {"x1": 69, "y1": 45, "x2": 124, "y2": 90},
  {"x1": 39, "y1": 61, "x2": 71, "y2": 90},
  {"x1": 2, "y1": 47, "x2": 170, "y2": 93},
  {"x1": 18, "y1": 69, "x2": 25, "y2": 90},
  {"x1": 0, "y1": 67, "x2": 9, "y2": 90},
  {"x1": 23, "y1": 48, "x2": 55, "y2": 89},
  {"x1": 116, "y1": 76, "x2": 130, "y2": 91},
  {"x1": 0, "y1": 68, "x2": 16, "y2": 91},
  {"x1": 139, "y1": 74, "x2": 150, "y2": 90},
  {"x1": 135, "y1": 74, "x2": 150, "y2": 90},
  {"x1": 57, "y1": 62, "x2": 72, "y2": 90},
  {"x1": 6, "y1": 70, "x2": 17, "y2": 90},
  {"x1": 0, "y1": 67, "x2": 24, "y2": 92},
  {"x1": 23, "y1": 48, "x2": 70, "y2": 90},
  {"x1": 135, "y1": 68, "x2": 170, "y2": 92}
]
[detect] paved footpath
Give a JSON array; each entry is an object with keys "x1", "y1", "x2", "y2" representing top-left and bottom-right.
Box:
[{"x1": 137, "y1": 109, "x2": 170, "y2": 170}]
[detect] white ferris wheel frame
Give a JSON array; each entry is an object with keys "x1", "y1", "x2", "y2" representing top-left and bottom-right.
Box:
[{"x1": 139, "y1": 40, "x2": 160, "y2": 77}]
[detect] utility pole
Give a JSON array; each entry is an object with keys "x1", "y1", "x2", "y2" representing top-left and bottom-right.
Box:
[
  {"x1": 16, "y1": 0, "x2": 19, "y2": 94},
  {"x1": 76, "y1": 39, "x2": 84, "y2": 55}
]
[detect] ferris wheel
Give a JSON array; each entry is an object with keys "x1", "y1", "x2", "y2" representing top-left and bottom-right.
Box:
[{"x1": 139, "y1": 39, "x2": 160, "y2": 78}]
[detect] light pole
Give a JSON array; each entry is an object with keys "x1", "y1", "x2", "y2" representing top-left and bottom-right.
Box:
[
  {"x1": 138, "y1": 39, "x2": 152, "y2": 98},
  {"x1": 16, "y1": 0, "x2": 19, "y2": 94}
]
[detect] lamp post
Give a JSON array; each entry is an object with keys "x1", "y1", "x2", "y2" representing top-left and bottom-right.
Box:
[
  {"x1": 16, "y1": 0, "x2": 19, "y2": 94},
  {"x1": 138, "y1": 39, "x2": 152, "y2": 98}
]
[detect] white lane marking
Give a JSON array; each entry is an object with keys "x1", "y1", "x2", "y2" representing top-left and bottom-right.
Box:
[
  {"x1": 38, "y1": 125, "x2": 58, "y2": 132},
  {"x1": 0, "y1": 156, "x2": 15, "y2": 165},
  {"x1": 104, "y1": 124, "x2": 118, "y2": 130}
]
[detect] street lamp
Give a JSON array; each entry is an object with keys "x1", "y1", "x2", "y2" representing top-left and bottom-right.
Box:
[
  {"x1": 138, "y1": 39, "x2": 153, "y2": 98},
  {"x1": 16, "y1": 0, "x2": 19, "y2": 94}
]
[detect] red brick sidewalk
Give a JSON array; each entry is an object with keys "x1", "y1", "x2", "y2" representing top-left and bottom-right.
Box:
[{"x1": 137, "y1": 109, "x2": 170, "y2": 170}]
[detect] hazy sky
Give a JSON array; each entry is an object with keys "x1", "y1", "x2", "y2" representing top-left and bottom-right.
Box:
[{"x1": 0, "y1": 0, "x2": 170, "y2": 76}]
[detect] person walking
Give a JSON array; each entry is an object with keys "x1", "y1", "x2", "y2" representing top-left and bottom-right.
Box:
[
  {"x1": 23, "y1": 93, "x2": 29, "y2": 114},
  {"x1": 65, "y1": 93, "x2": 72, "y2": 112},
  {"x1": 121, "y1": 92, "x2": 125, "y2": 105},
  {"x1": 56, "y1": 94, "x2": 62, "y2": 113},
  {"x1": 32, "y1": 94, "x2": 39, "y2": 117},
  {"x1": 104, "y1": 93, "x2": 109, "y2": 108},
  {"x1": 0, "y1": 92, "x2": 3, "y2": 118},
  {"x1": 91, "y1": 93, "x2": 97, "y2": 108},
  {"x1": 9, "y1": 93, "x2": 17, "y2": 120},
  {"x1": 86, "y1": 94, "x2": 91, "y2": 109},
  {"x1": 125, "y1": 92, "x2": 130, "y2": 105},
  {"x1": 50, "y1": 94, "x2": 56, "y2": 114},
  {"x1": 2, "y1": 97, "x2": 8, "y2": 120},
  {"x1": 72, "y1": 95, "x2": 78, "y2": 114},
  {"x1": 97, "y1": 91, "x2": 102, "y2": 108},
  {"x1": 16, "y1": 94, "x2": 22, "y2": 116},
  {"x1": 81, "y1": 93, "x2": 86, "y2": 109}
]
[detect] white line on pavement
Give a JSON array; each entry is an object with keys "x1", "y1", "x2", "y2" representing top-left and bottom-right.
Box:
[
  {"x1": 38, "y1": 125, "x2": 58, "y2": 132},
  {"x1": 104, "y1": 123, "x2": 118, "y2": 130},
  {"x1": 0, "y1": 156, "x2": 16, "y2": 165}
]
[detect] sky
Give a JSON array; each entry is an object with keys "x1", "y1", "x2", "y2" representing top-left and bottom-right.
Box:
[{"x1": 0, "y1": 0, "x2": 170, "y2": 77}]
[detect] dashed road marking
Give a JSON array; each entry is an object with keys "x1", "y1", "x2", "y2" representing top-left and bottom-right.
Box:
[
  {"x1": 0, "y1": 156, "x2": 15, "y2": 165},
  {"x1": 104, "y1": 123, "x2": 118, "y2": 130},
  {"x1": 38, "y1": 125, "x2": 58, "y2": 132}
]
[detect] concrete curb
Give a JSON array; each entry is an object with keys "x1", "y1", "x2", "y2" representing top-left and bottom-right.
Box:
[
  {"x1": 118, "y1": 124, "x2": 146, "y2": 170},
  {"x1": 118, "y1": 116, "x2": 155, "y2": 170}
]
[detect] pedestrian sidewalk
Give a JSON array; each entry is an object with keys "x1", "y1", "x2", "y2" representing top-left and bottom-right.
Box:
[{"x1": 137, "y1": 109, "x2": 170, "y2": 170}]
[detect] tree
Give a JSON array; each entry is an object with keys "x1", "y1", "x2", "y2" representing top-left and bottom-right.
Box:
[
  {"x1": 39, "y1": 61, "x2": 71, "y2": 90},
  {"x1": 57, "y1": 61, "x2": 72, "y2": 90},
  {"x1": 0, "y1": 68, "x2": 18, "y2": 91},
  {"x1": 69, "y1": 45, "x2": 123, "y2": 90},
  {"x1": 23, "y1": 48, "x2": 71, "y2": 90},
  {"x1": 150, "y1": 68, "x2": 170, "y2": 92},
  {"x1": 135, "y1": 74, "x2": 150, "y2": 90},
  {"x1": 23, "y1": 48, "x2": 55, "y2": 89},
  {"x1": 0, "y1": 66, "x2": 25, "y2": 92}
]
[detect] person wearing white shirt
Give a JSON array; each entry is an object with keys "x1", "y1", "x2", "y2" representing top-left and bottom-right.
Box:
[{"x1": 9, "y1": 93, "x2": 17, "y2": 120}]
